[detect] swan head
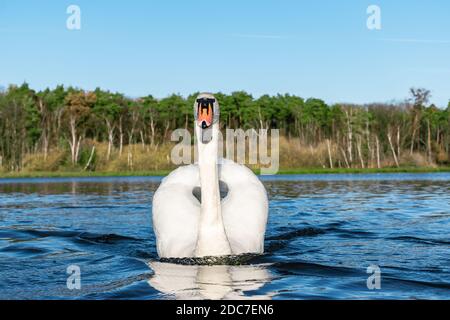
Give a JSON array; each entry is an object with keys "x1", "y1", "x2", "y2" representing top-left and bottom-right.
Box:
[{"x1": 194, "y1": 93, "x2": 219, "y2": 130}]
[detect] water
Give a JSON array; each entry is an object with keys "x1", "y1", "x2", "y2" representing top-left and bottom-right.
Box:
[{"x1": 0, "y1": 173, "x2": 449, "y2": 300}]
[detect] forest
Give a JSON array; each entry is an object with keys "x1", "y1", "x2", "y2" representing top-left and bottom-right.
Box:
[{"x1": 0, "y1": 83, "x2": 449, "y2": 174}]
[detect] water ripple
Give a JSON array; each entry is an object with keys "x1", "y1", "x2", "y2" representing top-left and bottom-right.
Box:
[{"x1": 0, "y1": 173, "x2": 449, "y2": 299}]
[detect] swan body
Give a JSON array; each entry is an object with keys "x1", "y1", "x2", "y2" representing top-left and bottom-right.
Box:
[
  {"x1": 152, "y1": 93, "x2": 268, "y2": 258},
  {"x1": 153, "y1": 158, "x2": 268, "y2": 258}
]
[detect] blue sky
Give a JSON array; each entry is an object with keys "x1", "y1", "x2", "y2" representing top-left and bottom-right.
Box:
[{"x1": 0, "y1": 0, "x2": 449, "y2": 107}]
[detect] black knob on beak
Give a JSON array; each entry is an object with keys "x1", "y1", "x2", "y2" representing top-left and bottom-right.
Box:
[{"x1": 201, "y1": 121, "x2": 208, "y2": 129}]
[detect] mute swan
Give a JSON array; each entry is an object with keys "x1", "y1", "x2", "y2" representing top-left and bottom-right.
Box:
[{"x1": 152, "y1": 93, "x2": 268, "y2": 258}]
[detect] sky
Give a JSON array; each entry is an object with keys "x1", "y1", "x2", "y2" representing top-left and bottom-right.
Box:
[{"x1": 0, "y1": 0, "x2": 449, "y2": 107}]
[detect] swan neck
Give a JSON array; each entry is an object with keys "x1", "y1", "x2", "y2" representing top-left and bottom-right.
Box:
[
  {"x1": 195, "y1": 123, "x2": 231, "y2": 257},
  {"x1": 197, "y1": 123, "x2": 221, "y2": 224}
]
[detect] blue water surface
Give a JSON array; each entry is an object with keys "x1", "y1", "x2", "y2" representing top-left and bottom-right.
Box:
[{"x1": 0, "y1": 173, "x2": 449, "y2": 299}]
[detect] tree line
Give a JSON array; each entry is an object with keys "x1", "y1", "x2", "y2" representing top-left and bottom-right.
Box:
[{"x1": 0, "y1": 83, "x2": 449, "y2": 171}]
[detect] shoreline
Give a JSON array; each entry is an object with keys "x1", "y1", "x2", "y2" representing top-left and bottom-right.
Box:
[{"x1": 1, "y1": 167, "x2": 450, "y2": 179}]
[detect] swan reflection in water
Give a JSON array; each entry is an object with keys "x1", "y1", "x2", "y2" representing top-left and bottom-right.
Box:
[{"x1": 147, "y1": 261, "x2": 274, "y2": 300}]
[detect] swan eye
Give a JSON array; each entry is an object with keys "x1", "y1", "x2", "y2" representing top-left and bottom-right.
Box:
[{"x1": 196, "y1": 98, "x2": 215, "y2": 129}]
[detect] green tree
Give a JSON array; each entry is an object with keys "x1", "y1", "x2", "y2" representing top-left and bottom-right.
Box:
[
  {"x1": 93, "y1": 89, "x2": 121, "y2": 160},
  {"x1": 64, "y1": 90, "x2": 96, "y2": 165}
]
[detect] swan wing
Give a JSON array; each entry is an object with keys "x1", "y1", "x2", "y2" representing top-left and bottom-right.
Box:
[
  {"x1": 152, "y1": 165, "x2": 200, "y2": 258},
  {"x1": 219, "y1": 159, "x2": 269, "y2": 254}
]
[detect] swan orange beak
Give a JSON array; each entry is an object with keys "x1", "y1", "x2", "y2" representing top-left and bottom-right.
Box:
[{"x1": 197, "y1": 101, "x2": 214, "y2": 129}]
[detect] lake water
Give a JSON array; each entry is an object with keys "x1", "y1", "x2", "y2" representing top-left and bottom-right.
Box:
[{"x1": 0, "y1": 173, "x2": 449, "y2": 299}]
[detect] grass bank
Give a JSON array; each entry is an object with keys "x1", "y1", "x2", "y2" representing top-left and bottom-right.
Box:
[
  {"x1": 3, "y1": 139, "x2": 448, "y2": 179},
  {"x1": 1, "y1": 167, "x2": 450, "y2": 179},
  {"x1": 0, "y1": 170, "x2": 172, "y2": 179}
]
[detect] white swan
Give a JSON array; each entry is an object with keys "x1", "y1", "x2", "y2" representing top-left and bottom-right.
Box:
[{"x1": 152, "y1": 93, "x2": 268, "y2": 258}]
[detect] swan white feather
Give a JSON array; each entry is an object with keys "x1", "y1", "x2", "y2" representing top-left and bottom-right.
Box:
[
  {"x1": 153, "y1": 159, "x2": 268, "y2": 258},
  {"x1": 152, "y1": 94, "x2": 268, "y2": 258}
]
